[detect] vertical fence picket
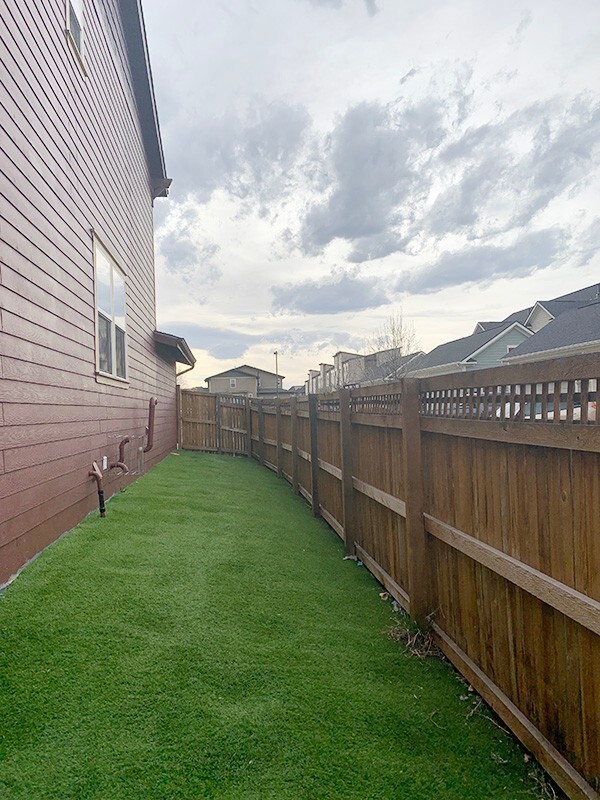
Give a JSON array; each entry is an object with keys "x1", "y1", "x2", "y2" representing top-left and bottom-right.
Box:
[
  {"x1": 291, "y1": 396, "x2": 299, "y2": 494},
  {"x1": 308, "y1": 393, "x2": 320, "y2": 517},
  {"x1": 402, "y1": 378, "x2": 430, "y2": 628},
  {"x1": 258, "y1": 401, "x2": 265, "y2": 465},
  {"x1": 245, "y1": 397, "x2": 252, "y2": 456},
  {"x1": 339, "y1": 387, "x2": 355, "y2": 557},
  {"x1": 276, "y1": 399, "x2": 283, "y2": 478}
]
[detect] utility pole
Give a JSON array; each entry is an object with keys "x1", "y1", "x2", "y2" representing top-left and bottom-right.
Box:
[{"x1": 274, "y1": 350, "x2": 279, "y2": 396}]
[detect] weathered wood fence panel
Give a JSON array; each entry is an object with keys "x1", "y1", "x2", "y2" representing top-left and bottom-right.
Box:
[
  {"x1": 180, "y1": 391, "x2": 218, "y2": 452},
  {"x1": 180, "y1": 393, "x2": 249, "y2": 454},
  {"x1": 177, "y1": 355, "x2": 600, "y2": 799}
]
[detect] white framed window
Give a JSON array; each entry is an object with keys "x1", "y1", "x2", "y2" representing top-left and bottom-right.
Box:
[
  {"x1": 506, "y1": 345, "x2": 517, "y2": 354},
  {"x1": 229, "y1": 378, "x2": 237, "y2": 388},
  {"x1": 66, "y1": 0, "x2": 85, "y2": 65},
  {"x1": 94, "y1": 239, "x2": 127, "y2": 383}
]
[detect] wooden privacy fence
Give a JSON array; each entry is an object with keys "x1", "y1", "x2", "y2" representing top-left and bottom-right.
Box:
[
  {"x1": 179, "y1": 354, "x2": 600, "y2": 800},
  {"x1": 177, "y1": 390, "x2": 250, "y2": 455}
]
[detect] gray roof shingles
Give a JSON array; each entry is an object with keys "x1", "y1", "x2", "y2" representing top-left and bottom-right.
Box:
[
  {"x1": 505, "y1": 301, "x2": 600, "y2": 359},
  {"x1": 418, "y1": 323, "x2": 519, "y2": 369}
]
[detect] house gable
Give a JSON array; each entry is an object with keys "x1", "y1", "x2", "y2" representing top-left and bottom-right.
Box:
[
  {"x1": 413, "y1": 323, "x2": 532, "y2": 378},
  {"x1": 505, "y1": 301, "x2": 600, "y2": 362},
  {"x1": 465, "y1": 323, "x2": 532, "y2": 368},
  {"x1": 525, "y1": 302, "x2": 554, "y2": 332}
]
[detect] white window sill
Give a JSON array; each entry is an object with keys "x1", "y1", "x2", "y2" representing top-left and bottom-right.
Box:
[{"x1": 96, "y1": 372, "x2": 129, "y2": 388}]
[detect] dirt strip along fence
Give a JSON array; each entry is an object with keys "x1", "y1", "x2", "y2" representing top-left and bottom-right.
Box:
[{"x1": 179, "y1": 354, "x2": 600, "y2": 800}]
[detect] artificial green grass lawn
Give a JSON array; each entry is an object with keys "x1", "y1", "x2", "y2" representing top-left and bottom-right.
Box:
[{"x1": 0, "y1": 453, "x2": 542, "y2": 799}]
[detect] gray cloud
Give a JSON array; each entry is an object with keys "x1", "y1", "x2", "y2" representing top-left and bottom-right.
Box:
[
  {"x1": 275, "y1": 328, "x2": 360, "y2": 356},
  {"x1": 509, "y1": 10, "x2": 532, "y2": 47},
  {"x1": 291, "y1": 89, "x2": 599, "y2": 266},
  {"x1": 430, "y1": 96, "x2": 600, "y2": 240},
  {"x1": 398, "y1": 228, "x2": 568, "y2": 294},
  {"x1": 347, "y1": 232, "x2": 409, "y2": 263},
  {"x1": 161, "y1": 324, "x2": 260, "y2": 360},
  {"x1": 298, "y1": 98, "x2": 448, "y2": 257},
  {"x1": 165, "y1": 98, "x2": 311, "y2": 207},
  {"x1": 303, "y1": 0, "x2": 379, "y2": 14},
  {"x1": 363, "y1": 0, "x2": 379, "y2": 15},
  {"x1": 399, "y1": 67, "x2": 420, "y2": 86},
  {"x1": 152, "y1": 199, "x2": 172, "y2": 230},
  {"x1": 271, "y1": 270, "x2": 389, "y2": 314},
  {"x1": 514, "y1": 98, "x2": 600, "y2": 225},
  {"x1": 574, "y1": 217, "x2": 600, "y2": 267},
  {"x1": 158, "y1": 207, "x2": 221, "y2": 285},
  {"x1": 155, "y1": 323, "x2": 360, "y2": 364}
]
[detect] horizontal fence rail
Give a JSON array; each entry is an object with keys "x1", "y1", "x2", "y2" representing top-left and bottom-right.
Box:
[{"x1": 178, "y1": 353, "x2": 600, "y2": 800}]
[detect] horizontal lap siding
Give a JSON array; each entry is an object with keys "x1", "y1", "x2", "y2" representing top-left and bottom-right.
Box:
[{"x1": 0, "y1": 0, "x2": 177, "y2": 584}]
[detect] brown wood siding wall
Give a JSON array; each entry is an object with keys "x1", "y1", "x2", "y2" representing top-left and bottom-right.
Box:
[{"x1": 0, "y1": 0, "x2": 177, "y2": 584}]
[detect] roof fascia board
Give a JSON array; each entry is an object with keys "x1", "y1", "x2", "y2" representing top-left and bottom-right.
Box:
[
  {"x1": 117, "y1": 0, "x2": 170, "y2": 196},
  {"x1": 410, "y1": 362, "x2": 468, "y2": 378},
  {"x1": 503, "y1": 339, "x2": 600, "y2": 364}
]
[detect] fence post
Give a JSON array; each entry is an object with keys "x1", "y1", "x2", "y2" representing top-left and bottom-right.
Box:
[
  {"x1": 308, "y1": 393, "x2": 320, "y2": 517},
  {"x1": 275, "y1": 399, "x2": 283, "y2": 478},
  {"x1": 215, "y1": 394, "x2": 222, "y2": 454},
  {"x1": 176, "y1": 385, "x2": 182, "y2": 450},
  {"x1": 258, "y1": 400, "x2": 265, "y2": 465},
  {"x1": 290, "y1": 396, "x2": 299, "y2": 494},
  {"x1": 339, "y1": 387, "x2": 355, "y2": 556},
  {"x1": 245, "y1": 397, "x2": 252, "y2": 457},
  {"x1": 402, "y1": 378, "x2": 430, "y2": 628}
]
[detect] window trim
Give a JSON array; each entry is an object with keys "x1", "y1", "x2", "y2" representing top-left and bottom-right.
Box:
[
  {"x1": 65, "y1": 0, "x2": 87, "y2": 75},
  {"x1": 93, "y1": 237, "x2": 129, "y2": 387},
  {"x1": 229, "y1": 378, "x2": 237, "y2": 388}
]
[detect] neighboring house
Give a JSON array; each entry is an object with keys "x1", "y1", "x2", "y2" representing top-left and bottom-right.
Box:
[
  {"x1": 206, "y1": 365, "x2": 284, "y2": 397},
  {"x1": 305, "y1": 349, "x2": 425, "y2": 393},
  {"x1": 345, "y1": 349, "x2": 425, "y2": 386},
  {"x1": 416, "y1": 282, "x2": 600, "y2": 379},
  {"x1": 0, "y1": 0, "x2": 193, "y2": 585},
  {"x1": 504, "y1": 301, "x2": 600, "y2": 363},
  {"x1": 411, "y1": 323, "x2": 533, "y2": 378}
]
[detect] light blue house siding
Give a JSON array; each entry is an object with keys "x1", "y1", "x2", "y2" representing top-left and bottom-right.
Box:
[{"x1": 467, "y1": 328, "x2": 531, "y2": 369}]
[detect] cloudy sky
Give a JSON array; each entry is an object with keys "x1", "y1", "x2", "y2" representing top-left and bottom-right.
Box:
[{"x1": 143, "y1": 0, "x2": 600, "y2": 387}]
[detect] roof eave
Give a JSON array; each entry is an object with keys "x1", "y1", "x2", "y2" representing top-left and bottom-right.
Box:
[
  {"x1": 154, "y1": 331, "x2": 196, "y2": 367},
  {"x1": 409, "y1": 362, "x2": 467, "y2": 378},
  {"x1": 118, "y1": 0, "x2": 171, "y2": 199},
  {"x1": 503, "y1": 339, "x2": 600, "y2": 364}
]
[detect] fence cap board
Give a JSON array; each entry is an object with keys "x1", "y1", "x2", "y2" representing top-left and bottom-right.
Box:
[
  {"x1": 350, "y1": 381, "x2": 404, "y2": 398},
  {"x1": 421, "y1": 416, "x2": 600, "y2": 453},
  {"x1": 419, "y1": 352, "x2": 600, "y2": 391}
]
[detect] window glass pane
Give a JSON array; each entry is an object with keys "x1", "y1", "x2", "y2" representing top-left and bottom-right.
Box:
[
  {"x1": 95, "y1": 247, "x2": 112, "y2": 317},
  {"x1": 69, "y1": 1, "x2": 83, "y2": 52},
  {"x1": 115, "y1": 327, "x2": 126, "y2": 379},
  {"x1": 113, "y1": 269, "x2": 126, "y2": 331},
  {"x1": 70, "y1": 0, "x2": 84, "y2": 20},
  {"x1": 98, "y1": 312, "x2": 112, "y2": 374}
]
